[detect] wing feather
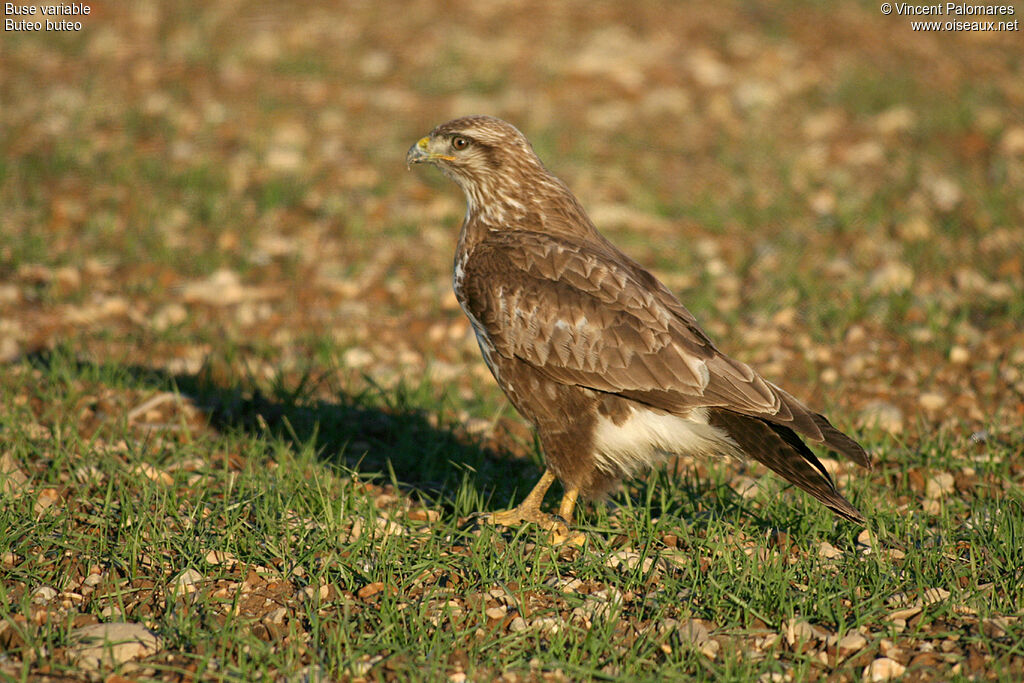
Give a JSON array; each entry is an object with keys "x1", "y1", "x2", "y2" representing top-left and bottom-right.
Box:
[{"x1": 460, "y1": 229, "x2": 869, "y2": 467}]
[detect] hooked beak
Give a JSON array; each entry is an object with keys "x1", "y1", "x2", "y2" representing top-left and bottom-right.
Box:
[{"x1": 406, "y1": 135, "x2": 455, "y2": 169}]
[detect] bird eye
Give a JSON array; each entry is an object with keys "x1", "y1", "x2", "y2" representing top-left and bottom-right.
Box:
[{"x1": 451, "y1": 136, "x2": 469, "y2": 150}]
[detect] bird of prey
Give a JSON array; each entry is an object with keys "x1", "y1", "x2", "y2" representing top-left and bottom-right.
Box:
[{"x1": 407, "y1": 115, "x2": 870, "y2": 538}]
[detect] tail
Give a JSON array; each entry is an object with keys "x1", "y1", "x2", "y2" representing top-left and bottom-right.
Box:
[
  {"x1": 770, "y1": 387, "x2": 872, "y2": 470},
  {"x1": 708, "y1": 408, "x2": 866, "y2": 523}
]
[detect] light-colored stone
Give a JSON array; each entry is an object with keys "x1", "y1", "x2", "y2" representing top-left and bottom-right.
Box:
[
  {"x1": 32, "y1": 586, "x2": 58, "y2": 603},
  {"x1": 676, "y1": 619, "x2": 710, "y2": 646},
  {"x1": 859, "y1": 401, "x2": 904, "y2": 434},
  {"x1": 532, "y1": 616, "x2": 562, "y2": 635},
  {"x1": 879, "y1": 638, "x2": 903, "y2": 659},
  {"x1": 863, "y1": 657, "x2": 906, "y2": 681},
  {"x1": 205, "y1": 550, "x2": 238, "y2": 566},
  {"x1": 896, "y1": 215, "x2": 932, "y2": 241},
  {"x1": 264, "y1": 607, "x2": 288, "y2": 625},
  {"x1": 803, "y1": 109, "x2": 844, "y2": 139},
  {"x1": 301, "y1": 583, "x2": 330, "y2": 602},
  {"x1": 606, "y1": 549, "x2": 656, "y2": 573},
  {"x1": 868, "y1": 262, "x2": 914, "y2": 294},
  {"x1": 949, "y1": 345, "x2": 970, "y2": 364},
  {"x1": 875, "y1": 106, "x2": 916, "y2": 135},
  {"x1": 132, "y1": 463, "x2": 174, "y2": 485},
  {"x1": 731, "y1": 475, "x2": 760, "y2": 500},
  {"x1": 918, "y1": 392, "x2": 948, "y2": 411},
  {"x1": 837, "y1": 631, "x2": 868, "y2": 655},
  {"x1": 886, "y1": 591, "x2": 911, "y2": 607},
  {"x1": 181, "y1": 269, "x2": 245, "y2": 305},
  {"x1": 70, "y1": 622, "x2": 161, "y2": 670},
  {"x1": 784, "y1": 618, "x2": 829, "y2": 645},
  {"x1": 808, "y1": 189, "x2": 836, "y2": 215},
  {"x1": 173, "y1": 568, "x2": 204, "y2": 594},
  {"x1": 151, "y1": 303, "x2": 188, "y2": 330},
  {"x1": 925, "y1": 175, "x2": 962, "y2": 212},
  {"x1": 74, "y1": 465, "x2": 105, "y2": 485},
  {"x1": 700, "y1": 638, "x2": 720, "y2": 659},
  {"x1": 0, "y1": 452, "x2": 29, "y2": 494},
  {"x1": 925, "y1": 472, "x2": 955, "y2": 499},
  {"x1": 856, "y1": 529, "x2": 875, "y2": 553},
  {"x1": 343, "y1": 347, "x2": 375, "y2": 369},
  {"x1": 375, "y1": 516, "x2": 408, "y2": 537},
  {"x1": 922, "y1": 587, "x2": 950, "y2": 605},
  {"x1": 818, "y1": 542, "x2": 844, "y2": 560},
  {"x1": 888, "y1": 604, "x2": 922, "y2": 621},
  {"x1": 1000, "y1": 126, "x2": 1024, "y2": 155},
  {"x1": 34, "y1": 488, "x2": 61, "y2": 515},
  {"x1": 0, "y1": 336, "x2": 20, "y2": 363}
]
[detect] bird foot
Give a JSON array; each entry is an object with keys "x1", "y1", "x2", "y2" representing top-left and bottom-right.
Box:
[
  {"x1": 550, "y1": 525, "x2": 587, "y2": 548},
  {"x1": 477, "y1": 471, "x2": 585, "y2": 546},
  {"x1": 481, "y1": 506, "x2": 585, "y2": 546}
]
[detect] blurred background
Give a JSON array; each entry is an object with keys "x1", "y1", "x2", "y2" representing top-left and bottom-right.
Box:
[
  {"x1": 2, "y1": 0, "x2": 1022, "y2": 441},
  {"x1": 3, "y1": 2, "x2": 1024, "y2": 679}
]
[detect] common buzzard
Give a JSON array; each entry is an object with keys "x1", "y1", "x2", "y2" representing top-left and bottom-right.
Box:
[{"x1": 407, "y1": 116, "x2": 870, "y2": 538}]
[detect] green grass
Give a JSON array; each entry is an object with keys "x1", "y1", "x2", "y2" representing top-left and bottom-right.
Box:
[{"x1": 2, "y1": 349, "x2": 1022, "y2": 681}]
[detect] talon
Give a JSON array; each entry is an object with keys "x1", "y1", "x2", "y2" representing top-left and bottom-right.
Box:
[
  {"x1": 547, "y1": 519, "x2": 586, "y2": 547},
  {"x1": 480, "y1": 470, "x2": 585, "y2": 545}
]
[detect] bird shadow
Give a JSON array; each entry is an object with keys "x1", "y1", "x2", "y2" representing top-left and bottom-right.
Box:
[
  {"x1": 21, "y1": 347, "x2": 761, "y2": 537},
  {"x1": 20, "y1": 347, "x2": 544, "y2": 515}
]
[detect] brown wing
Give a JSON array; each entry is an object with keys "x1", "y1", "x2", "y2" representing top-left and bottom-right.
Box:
[{"x1": 460, "y1": 229, "x2": 870, "y2": 469}]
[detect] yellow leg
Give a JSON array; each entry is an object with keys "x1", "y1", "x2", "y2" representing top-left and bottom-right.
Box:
[
  {"x1": 485, "y1": 469, "x2": 558, "y2": 527},
  {"x1": 557, "y1": 487, "x2": 580, "y2": 524},
  {"x1": 483, "y1": 471, "x2": 586, "y2": 546},
  {"x1": 551, "y1": 486, "x2": 585, "y2": 547}
]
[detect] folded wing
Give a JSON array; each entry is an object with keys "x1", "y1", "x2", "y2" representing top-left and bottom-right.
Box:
[{"x1": 459, "y1": 230, "x2": 871, "y2": 473}]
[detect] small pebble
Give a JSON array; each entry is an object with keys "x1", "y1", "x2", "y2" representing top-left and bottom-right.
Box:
[
  {"x1": 864, "y1": 657, "x2": 906, "y2": 681},
  {"x1": 949, "y1": 345, "x2": 970, "y2": 364},
  {"x1": 918, "y1": 392, "x2": 947, "y2": 411},
  {"x1": 32, "y1": 586, "x2": 58, "y2": 603},
  {"x1": 925, "y1": 472, "x2": 955, "y2": 499},
  {"x1": 838, "y1": 632, "x2": 868, "y2": 655},
  {"x1": 173, "y1": 568, "x2": 204, "y2": 594}
]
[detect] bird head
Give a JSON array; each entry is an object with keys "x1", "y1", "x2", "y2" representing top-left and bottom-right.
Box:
[
  {"x1": 407, "y1": 116, "x2": 549, "y2": 213},
  {"x1": 407, "y1": 115, "x2": 596, "y2": 234}
]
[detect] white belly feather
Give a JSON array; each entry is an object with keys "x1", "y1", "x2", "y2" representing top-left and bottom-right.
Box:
[{"x1": 592, "y1": 406, "x2": 742, "y2": 477}]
